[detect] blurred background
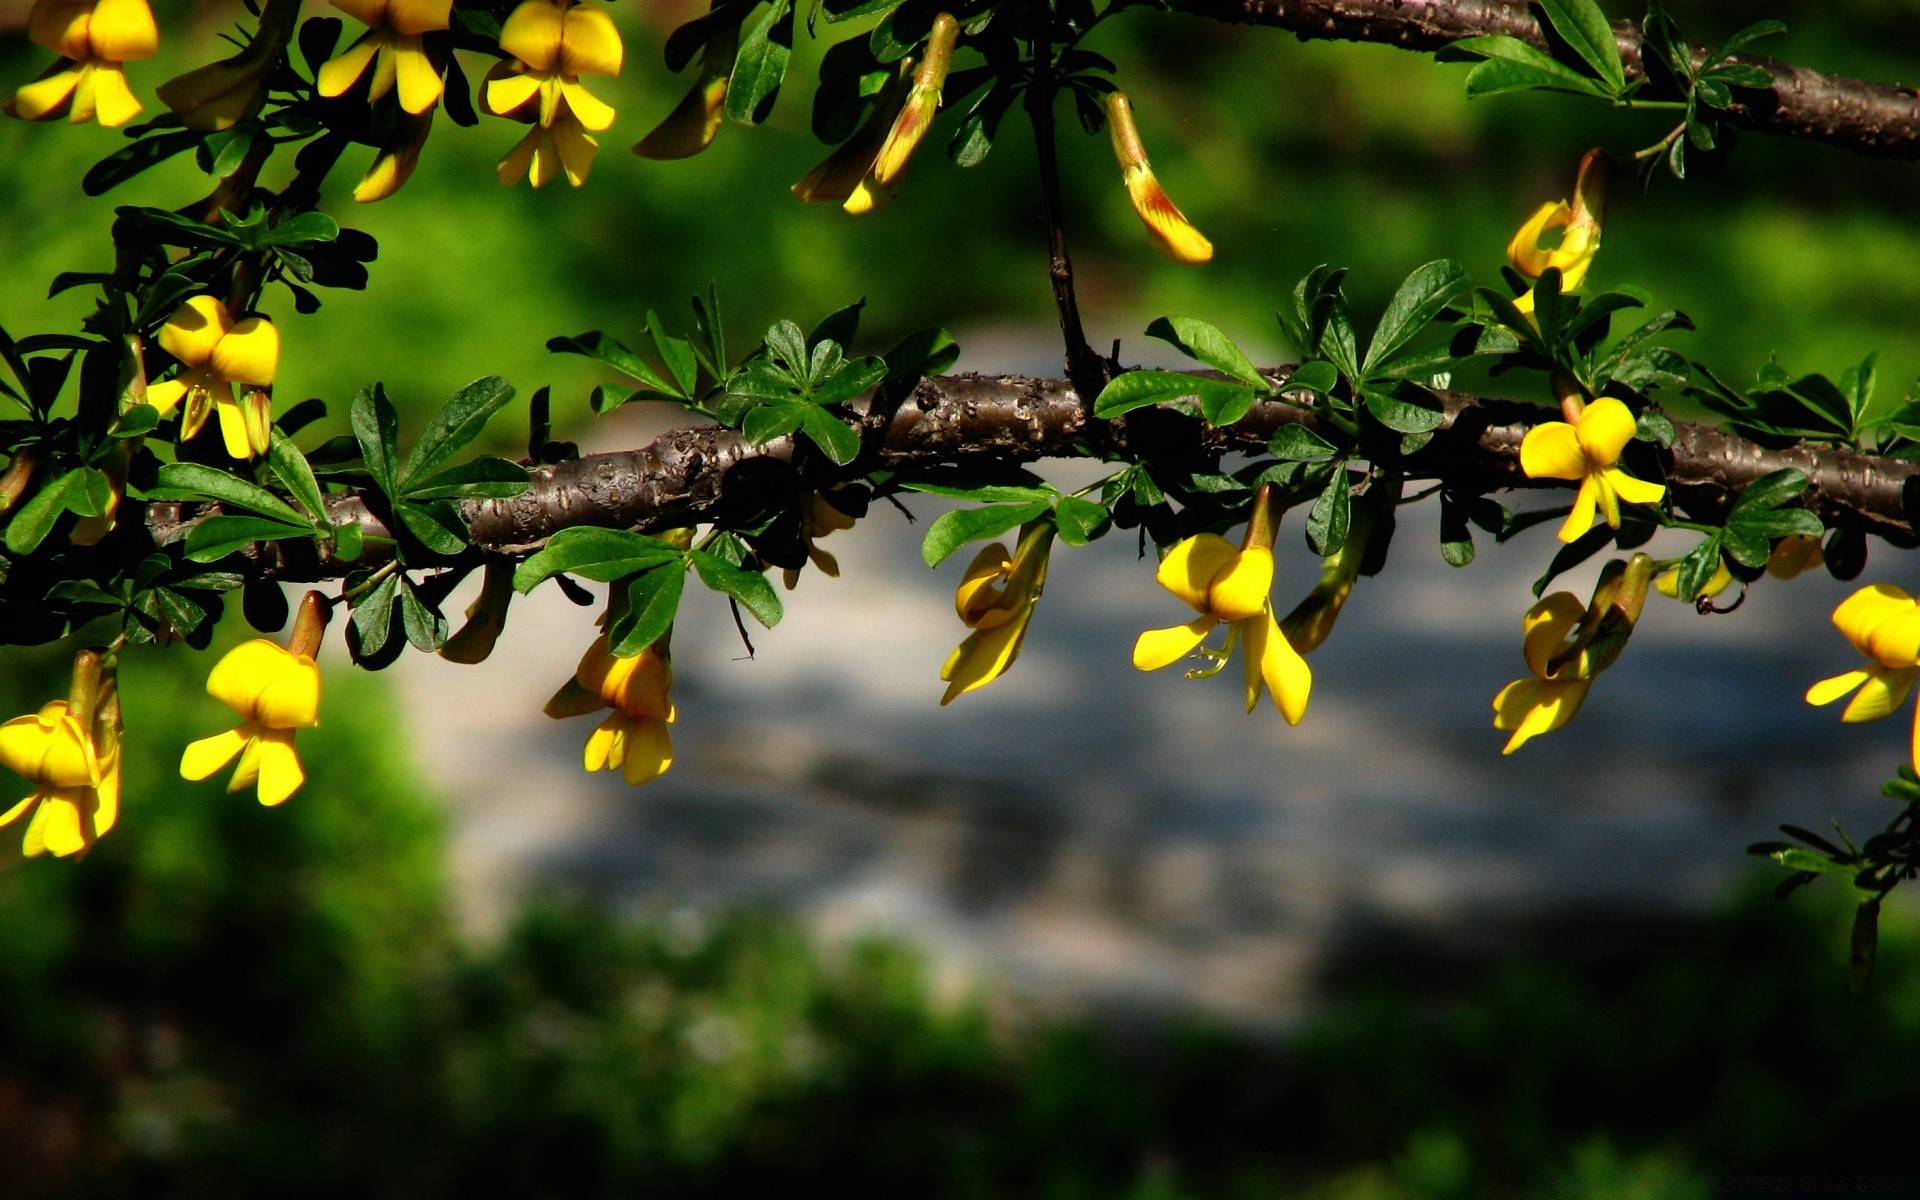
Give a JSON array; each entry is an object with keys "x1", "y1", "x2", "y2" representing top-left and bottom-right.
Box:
[{"x1": 4, "y1": 1, "x2": 1920, "y2": 1195}]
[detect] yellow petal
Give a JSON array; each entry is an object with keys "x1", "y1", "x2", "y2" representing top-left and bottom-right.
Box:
[
  {"x1": 181, "y1": 726, "x2": 249, "y2": 781},
  {"x1": 584, "y1": 712, "x2": 626, "y2": 772},
  {"x1": 1589, "y1": 469, "x2": 1621, "y2": 531},
  {"x1": 1506, "y1": 200, "x2": 1571, "y2": 278},
  {"x1": 1603, "y1": 467, "x2": 1664, "y2": 508},
  {"x1": 317, "y1": 36, "x2": 380, "y2": 98},
  {"x1": 1244, "y1": 610, "x2": 1311, "y2": 723},
  {"x1": 560, "y1": 79, "x2": 615, "y2": 132},
  {"x1": 389, "y1": 0, "x2": 454, "y2": 37},
  {"x1": 214, "y1": 391, "x2": 255, "y2": 460},
  {"x1": 939, "y1": 601, "x2": 1035, "y2": 705},
  {"x1": 88, "y1": 62, "x2": 142, "y2": 128},
  {"x1": 1132, "y1": 615, "x2": 1218, "y2": 672},
  {"x1": 32, "y1": 790, "x2": 86, "y2": 857},
  {"x1": 1832, "y1": 584, "x2": 1916, "y2": 658},
  {"x1": 955, "y1": 543, "x2": 1012, "y2": 625},
  {"x1": 354, "y1": 110, "x2": 433, "y2": 202},
  {"x1": 0, "y1": 705, "x2": 92, "y2": 789},
  {"x1": 843, "y1": 177, "x2": 894, "y2": 215},
  {"x1": 1806, "y1": 669, "x2": 1870, "y2": 708},
  {"x1": 1519, "y1": 422, "x2": 1585, "y2": 481},
  {"x1": 227, "y1": 735, "x2": 262, "y2": 793},
  {"x1": 91, "y1": 0, "x2": 161, "y2": 61},
  {"x1": 1840, "y1": 666, "x2": 1917, "y2": 724},
  {"x1": 206, "y1": 640, "x2": 320, "y2": 726},
  {"x1": 30, "y1": 1, "x2": 93, "y2": 59},
  {"x1": 1155, "y1": 534, "x2": 1239, "y2": 614},
  {"x1": 1574, "y1": 397, "x2": 1637, "y2": 468},
  {"x1": 158, "y1": 296, "x2": 232, "y2": 369},
  {"x1": 499, "y1": 0, "x2": 564, "y2": 72},
  {"x1": 253, "y1": 729, "x2": 305, "y2": 806},
  {"x1": 1520, "y1": 592, "x2": 1586, "y2": 680},
  {"x1": 620, "y1": 718, "x2": 672, "y2": 786},
  {"x1": 1208, "y1": 545, "x2": 1273, "y2": 622},
  {"x1": 210, "y1": 316, "x2": 279, "y2": 387},
  {"x1": 496, "y1": 124, "x2": 541, "y2": 186},
  {"x1": 1867, "y1": 607, "x2": 1920, "y2": 668},
  {"x1": 0, "y1": 791, "x2": 37, "y2": 829},
  {"x1": 392, "y1": 39, "x2": 443, "y2": 114},
  {"x1": 482, "y1": 63, "x2": 541, "y2": 118},
  {"x1": 91, "y1": 758, "x2": 119, "y2": 841},
  {"x1": 7, "y1": 61, "x2": 86, "y2": 121},
  {"x1": 68, "y1": 60, "x2": 99, "y2": 123},
  {"x1": 1122, "y1": 164, "x2": 1213, "y2": 265},
  {"x1": 1493, "y1": 677, "x2": 1591, "y2": 753},
  {"x1": 1556, "y1": 476, "x2": 1600, "y2": 544},
  {"x1": 558, "y1": 4, "x2": 623, "y2": 78}
]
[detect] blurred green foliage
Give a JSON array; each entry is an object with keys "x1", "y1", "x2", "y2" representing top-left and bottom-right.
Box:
[{"x1": 1, "y1": 630, "x2": 1918, "y2": 1198}]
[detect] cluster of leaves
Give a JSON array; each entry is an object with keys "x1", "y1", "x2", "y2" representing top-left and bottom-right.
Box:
[
  {"x1": 1688, "y1": 351, "x2": 1920, "y2": 457},
  {"x1": 1439, "y1": 0, "x2": 1784, "y2": 179},
  {"x1": 1752, "y1": 765, "x2": 1920, "y2": 990}
]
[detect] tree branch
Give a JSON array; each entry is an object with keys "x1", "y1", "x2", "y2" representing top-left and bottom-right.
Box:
[
  {"x1": 138, "y1": 370, "x2": 1920, "y2": 582},
  {"x1": 1177, "y1": 0, "x2": 1920, "y2": 160}
]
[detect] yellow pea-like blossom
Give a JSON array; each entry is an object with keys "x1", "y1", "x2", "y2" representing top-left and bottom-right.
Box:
[
  {"x1": 634, "y1": 25, "x2": 735, "y2": 160},
  {"x1": 844, "y1": 12, "x2": 957, "y2": 214},
  {"x1": 157, "y1": 0, "x2": 299, "y2": 132},
  {"x1": 1806, "y1": 583, "x2": 1920, "y2": 768},
  {"x1": 782, "y1": 489, "x2": 860, "y2": 590},
  {"x1": 0, "y1": 651, "x2": 121, "y2": 858},
  {"x1": 317, "y1": 0, "x2": 452, "y2": 115},
  {"x1": 180, "y1": 593, "x2": 328, "y2": 807},
  {"x1": 1506, "y1": 148, "x2": 1607, "y2": 318},
  {"x1": 5, "y1": 0, "x2": 158, "y2": 129},
  {"x1": 1106, "y1": 91, "x2": 1212, "y2": 266},
  {"x1": 482, "y1": 0, "x2": 623, "y2": 189},
  {"x1": 1133, "y1": 486, "x2": 1310, "y2": 721},
  {"x1": 1492, "y1": 554, "x2": 1651, "y2": 753},
  {"x1": 545, "y1": 634, "x2": 675, "y2": 786},
  {"x1": 146, "y1": 296, "x2": 281, "y2": 460},
  {"x1": 941, "y1": 522, "x2": 1054, "y2": 705},
  {"x1": 1519, "y1": 396, "x2": 1665, "y2": 543}
]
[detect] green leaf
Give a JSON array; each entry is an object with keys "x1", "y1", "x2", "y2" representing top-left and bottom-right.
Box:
[
  {"x1": 1268, "y1": 425, "x2": 1337, "y2": 461},
  {"x1": 155, "y1": 462, "x2": 310, "y2": 526},
  {"x1": 333, "y1": 520, "x2": 364, "y2": 562},
  {"x1": 547, "y1": 331, "x2": 676, "y2": 393},
  {"x1": 690, "y1": 550, "x2": 783, "y2": 628},
  {"x1": 184, "y1": 515, "x2": 310, "y2": 562},
  {"x1": 1363, "y1": 260, "x2": 1467, "y2": 377},
  {"x1": 1537, "y1": 0, "x2": 1626, "y2": 93},
  {"x1": 1674, "y1": 534, "x2": 1725, "y2": 601},
  {"x1": 692, "y1": 282, "x2": 726, "y2": 380},
  {"x1": 764, "y1": 320, "x2": 809, "y2": 373},
  {"x1": 921, "y1": 501, "x2": 1048, "y2": 568},
  {"x1": 899, "y1": 479, "x2": 1052, "y2": 503},
  {"x1": 1449, "y1": 36, "x2": 1610, "y2": 97},
  {"x1": 513, "y1": 527, "x2": 684, "y2": 592},
  {"x1": 610, "y1": 566, "x2": 686, "y2": 656},
  {"x1": 400, "y1": 579, "x2": 448, "y2": 651},
  {"x1": 399, "y1": 375, "x2": 516, "y2": 493},
  {"x1": 1439, "y1": 492, "x2": 1475, "y2": 567},
  {"x1": 1305, "y1": 466, "x2": 1352, "y2": 556},
  {"x1": 352, "y1": 572, "x2": 400, "y2": 660},
  {"x1": 1729, "y1": 468, "x2": 1809, "y2": 516},
  {"x1": 268, "y1": 431, "x2": 327, "y2": 522},
  {"x1": 811, "y1": 358, "x2": 888, "y2": 408},
  {"x1": 1197, "y1": 383, "x2": 1258, "y2": 427},
  {"x1": 1283, "y1": 361, "x2": 1339, "y2": 395},
  {"x1": 1768, "y1": 848, "x2": 1851, "y2": 875},
  {"x1": 260, "y1": 210, "x2": 340, "y2": 247},
  {"x1": 395, "y1": 499, "x2": 467, "y2": 556},
  {"x1": 726, "y1": 0, "x2": 794, "y2": 125},
  {"x1": 1144, "y1": 317, "x2": 1264, "y2": 386},
  {"x1": 883, "y1": 327, "x2": 961, "y2": 382},
  {"x1": 1054, "y1": 495, "x2": 1108, "y2": 546},
  {"x1": 646, "y1": 310, "x2": 698, "y2": 397},
  {"x1": 1362, "y1": 387, "x2": 1445, "y2": 435},
  {"x1": 351, "y1": 383, "x2": 401, "y2": 497},
  {"x1": 403, "y1": 456, "x2": 531, "y2": 501},
  {"x1": 4, "y1": 472, "x2": 77, "y2": 554},
  {"x1": 799, "y1": 406, "x2": 862, "y2": 465},
  {"x1": 112, "y1": 404, "x2": 161, "y2": 438},
  {"x1": 1094, "y1": 370, "x2": 1249, "y2": 419}
]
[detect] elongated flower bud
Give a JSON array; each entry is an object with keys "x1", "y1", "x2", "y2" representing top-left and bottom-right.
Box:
[
  {"x1": 793, "y1": 59, "x2": 912, "y2": 204},
  {"x1": 1107, "y1": 91, "x2": 1212, "y2": 265}
]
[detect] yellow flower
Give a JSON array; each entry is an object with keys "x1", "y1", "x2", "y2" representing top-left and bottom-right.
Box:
[
  {"x1": 544, "y1": 635, "x2": 675, "y2": 785},
  {"x1": 1132, "y1": 488, "x2": 1310, "y2": 721},
  {"x1": 145, "y1": 296, "x2": 281, "y2": 460},
  {"x1": 1806, "y1": 583, "x2": 1920, "y2": 767},
  {"x1": 180, "y1": 593, "x2": 328, "y2": 806},
  {"x1": 1492, "y1": 554, "x2": 1650, "y2": 753},
  {"x1": 1507, "y1": 148, "x2": 1607, "y2": 317},
  {"x1": 353, "y1": 108, "x2": 435, "y2": 202},
  {"x1": 844, "y1": 12, "x2": 957, "y2": 215},
  {"x1": 782, "y1": 489, "x2": 859, "y2": 590},
  {"x1": 0, "y1": 652, "x2": 121, "y2": 858},
  {"x1": 792, "y1": 60, "x2": 912, "y2": 204},
  {"x1": 634, "y1": 25, "x2": 734, "y2": 160},
  {"x1": 1106, "y1": 91, "x2": 1212, "y2": 266},
  {"x1": 316, "y1": 0, "x2": 452, "y2": 115},
  {"x1": 157, "y1": 0, "x2": 299, "y2": 132},
  {"x1": 940, "y1": 522, "x2": 1054, "y2": 705},
  {"x1": 482, "y1": 0, "x2": 623, "y2": 188},
  {"x1": 5, "y1": 0, "x2": 158, "y2": 128},
  {"x1": 1518, "y1": 396, "x2": 1664, "y2": 543}
]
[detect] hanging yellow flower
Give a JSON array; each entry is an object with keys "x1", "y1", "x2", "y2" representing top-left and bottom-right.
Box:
[
  {"x1": 793, "y1": 60, "x2": 913, "y2": 204},
  {"x1": 782, "y1": 489, "x2": 859, "y2": 589},
  {"x1": 5, "y1": 0, "x2": 159, "y2": 128},
  {"x1": 1492, "y1": 554, "x2": 1650, "y2": 753},
  {"x1": 180, "y1": 593, "x2": 328, "y2": 806},
  {"x1": 1507, "y1": 148, "x2": 1607, "y2": 318},
  {"x1": 146, "y1": 296, "x2": 281, "y2": 460},
  {"x1": 317, "y1": 0, "x2": 452, "y2": 115},
  {"x1": 1518, "y1": 396, "x2": 1664, "y2": 543},
  {"x1": 0, "y1": 651, "x2": 120, "y2": 858},
  {"x1": 1133, "y1": 486, "x2": 1310, "y2": 721},
  {"x1": 1807, "y1": 583, "x2": 1920, "y2": 767},
  {"x1": 844, "y1": 12, "x2": 957, "y2": 214},
  {"x1": 941, "y1": 522, "x2": 1054, "y2": 705},
  {"x1": 545, "y1": 635, "x2": 676, "y2": 785},
  {"x1": 1105, "y1": 91, "x2": 1212, "y2": 265},
  {"x1": 482, "y1": 0, "x2": 623, "y2": 188}
]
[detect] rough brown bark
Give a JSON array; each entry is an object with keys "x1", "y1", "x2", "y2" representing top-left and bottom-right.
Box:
[
  {"x1": 139, "y1": 369, "x2": 1920, "y2": 581},
  {"x1": 1177, "y1": 0, "x2": 1920, "y2": 160}
]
